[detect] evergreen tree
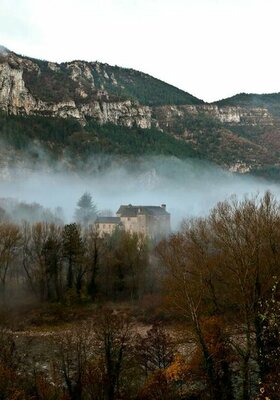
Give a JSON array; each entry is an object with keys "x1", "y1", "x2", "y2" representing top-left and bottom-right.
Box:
[
  {"x1": 74, "y1": 192, "x2": 98, "y2": 226},
  {"x1": 62, "y1": 223, "x2": 84, "y2": 291}
]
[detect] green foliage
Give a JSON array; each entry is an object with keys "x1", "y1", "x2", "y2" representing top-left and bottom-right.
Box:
[
  {"x1": 22, "y1": 55, "x2": 203, "y2": 106},
  {"x1": 250, "y1": 165, "x2": 280, "y2": 181},
  {"x1": 97, "y1": 229, "x2": 150, "y2": 301},
  {"x1": 62, "y1": 223, "x2": 84, "y2": 292},
  {"x1": 0, "y1": 111, "x2": 81, "y2": 151},
  {"x1": 84, "y1": 119, "x2": 197, "y2": 158},
  {"x1": 178, "y1": 112, "x2": 222, "y2": 134},
  {"x1": 226, "y1": 124, "x2": 266, "y2": 142},
  {"x1": 216, "y1": 92, "x2": 280, "y2": 118},
  {"x1": 90, "y1": 63, "x2": 204, "y2": 106},
  {"x1": 0, "y1": 111, "x2": 197, "y2": 160}
]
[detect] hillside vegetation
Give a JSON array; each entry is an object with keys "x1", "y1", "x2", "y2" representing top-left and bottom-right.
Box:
[
  {"x1": 1, "y1": 47, "x2": 280, "y2": 179},
  {"x1": 0, "y1": 112, "x2": 197, "y2": 161},
  {"x1": 216, "y1": 92, "x2": 280, "y2": 117},
  {"x1": 23, "y1": 56, "x2": 204, "y2": 106}
]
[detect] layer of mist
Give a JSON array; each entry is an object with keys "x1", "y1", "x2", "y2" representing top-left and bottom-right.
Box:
[{"x1": 1, "y1": 155, "x2": 280, "y2": 229}]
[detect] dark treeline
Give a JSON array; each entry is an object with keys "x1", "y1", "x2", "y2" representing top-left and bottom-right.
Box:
[
  {"x1": 0, "y1": 192, "x2": 279, "y2": 400},
  {"x1": 0, "y1": 111, "x2": 197, "y2": 160},
  {"x1": 0, "y1": 221, "x2": 156, "y2": 304}
]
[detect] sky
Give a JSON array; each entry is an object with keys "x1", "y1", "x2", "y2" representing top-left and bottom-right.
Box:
[{"x1": 1, "y1": 0, "x2": 280, "y2": 102}]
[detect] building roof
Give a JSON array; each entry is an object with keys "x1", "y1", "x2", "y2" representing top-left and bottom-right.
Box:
[
  {"x1": 116, "y1": 204, "x2": 169, "y2": 217},
  {"x1": 95, "y1": 216, "x2": 121, "y2": 224}
]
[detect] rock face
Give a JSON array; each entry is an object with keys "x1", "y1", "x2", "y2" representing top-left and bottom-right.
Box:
[
  {"x1": 0, "y1": 51, "x2": 152, "y2": 128},
  {"x1": 1, "y1": 47, "x2": 280, "y2": 176},
  {"x1": 153, "y1": 104, "x2": 275, "y2": 131},
  {"x1": 151, "y1": 104, "x2": 280, "y2": 174},
  {"x1": 80, "y1": 101, "x2": 151, "y2": 128},
  {"x1": 0, "y1": 49, "x2": 276, "y2": 131},
  {"x1": 198, "y1": 104, "x2": 274, "y2": 125}
]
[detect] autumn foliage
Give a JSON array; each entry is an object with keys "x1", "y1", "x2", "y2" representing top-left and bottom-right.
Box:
[{"x1": 0, "y1": 192, "x2": 279, "y2": 399}]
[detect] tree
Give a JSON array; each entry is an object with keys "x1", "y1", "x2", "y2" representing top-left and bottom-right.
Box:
[
  {"x1": 42, "y1": 224, "x2": 63, "y2": 301},
  {"x1": 157, "y1": 233, "x2": 229, "y2": 399},
  {"x1": 83, "y1": 225, "x2": 102, "y2": 301},
  {"x1": 0, "y1": 223, "x2": 21, "y2": 300},
  {"x1": 134, "y1": 322, "x2": 175, "y2": 376},
  {"x1": 74, "y1": 192, "x2": 98, "y2": 226},
  {"x1": 209, "y1": 192, "x2": 280, "y2": 398},
  {"x1": 92, "y1": 309, "x2": 134, "y2": 400},
  {"x1": 20, "y1": 222, "x2": 62, "y2": 302},
  {"x1": 55, "y1": 322, "x2": 95, "y2": 400},
  {"x1": 157, "y1": 192, "x2": 280, "y2": 400},
  {"x1": 257, "y1": 277, "x2": 280, "y2": 399},
  {"x1": 62, "y1": 223, "x2": 86, "y2": 299},
  {"x1": 98, "y1": 230, "x2": 149, "y2": 301}
]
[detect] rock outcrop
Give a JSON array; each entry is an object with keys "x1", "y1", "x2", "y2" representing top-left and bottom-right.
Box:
[
  {"x1": 0, "y1": 49, "x2": 276, "y2": 131},
  {"x1": 153, "y1": 104, "x2": 275, "y2": 132},
  {"x1": 0, "y1": 51, "x2": 152, "y2": 128},
  {"x1": 1, "y1": 47, "x2": 280, "y2": 177}
]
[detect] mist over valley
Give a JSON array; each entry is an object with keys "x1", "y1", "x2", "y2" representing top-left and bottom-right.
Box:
[
  {"x1": 1, "y1": 155, "x2": 280, "y2": 228},
  {"x1": 2, "y1": 3, "x2": 280, "y2": 398}
]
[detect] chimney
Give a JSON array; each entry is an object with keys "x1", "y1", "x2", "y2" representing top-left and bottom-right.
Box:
[{"x1": 161, "y1": 204, "x2": 166, "y2": 210}]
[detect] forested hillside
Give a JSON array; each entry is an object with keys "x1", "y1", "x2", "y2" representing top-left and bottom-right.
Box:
[
  {"x1": 1, "y1": 46, "x2": 280, "y2": 178},
  {"x1": 22, "y1": 53, "x2": 204, "y2": 106}
]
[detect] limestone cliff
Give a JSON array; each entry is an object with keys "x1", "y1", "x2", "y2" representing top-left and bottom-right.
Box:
[
  {"x1": 0, "y1": 52, "x2": 275, "y2": 132},
  {"x1": 0, "y1": 48, "x2": 276, "y2": 131},
  {"x1": 1, "y1": 47, "x2": 280, "y2": 178},
  {"x1": 153, "y1": 104, "x2": 275, "y2": 130},
  {"x1": 0, "y1": 50, "x2": 152, "y2": 128},
  {"x1": 152, "y1": 104, "x2": 279, "y2": 172}
]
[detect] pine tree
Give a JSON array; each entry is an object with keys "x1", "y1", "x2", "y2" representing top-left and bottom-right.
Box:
[{"x1": 74, "y1": 192, "x2": 98, "y2": 226}]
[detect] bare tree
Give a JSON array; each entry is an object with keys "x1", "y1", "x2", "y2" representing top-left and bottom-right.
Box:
[
  {"x1": 55, "y1": 322, "x2": 95, "y2": 400},
  {"x1": 157, "y1": 233, "x2": 228, "y2": 399},
  {"x1": 134, "y1": 322, "x2": 175, "y2": 376},
  {"x1": 92, "y1": 309, "x2": 134, "y2": 400},
  {"x1": 0, "y1": 223, "x2": 21, "y2": 300},
  {"x1": 20, "y1": 222, "x2": 63, "y2": 302},
  {"x1": 158, "y1": 192, "x2": 280, "y2": 400}
]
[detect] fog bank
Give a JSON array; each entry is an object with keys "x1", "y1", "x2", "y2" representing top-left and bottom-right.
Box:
[{"x1": 1, "y1": 156, "x2": 280, "y2": 229}]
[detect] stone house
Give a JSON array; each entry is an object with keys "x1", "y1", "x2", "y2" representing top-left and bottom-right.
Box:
[
  {"x1": 95, "y1": 216, "x2": 123, "y2": 236},
  {"x1": 95, "y1": 204, "x2": 170, "y2": 239}
]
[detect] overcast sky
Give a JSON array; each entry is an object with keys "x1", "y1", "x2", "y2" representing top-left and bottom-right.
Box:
[{"x1": 1, "y1": 0, "x2": 280, "y2": 102}]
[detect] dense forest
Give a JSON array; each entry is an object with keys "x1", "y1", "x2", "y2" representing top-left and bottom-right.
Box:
[
  {"x1": 0, "y1": 112, "x2": 197, "y2": 161},
  {"x1": 0, "y1": 192, "x2": 279, "y2": 399},
  {"x1": 3, "y1": 110, "x2": 280, "y2": 181}
]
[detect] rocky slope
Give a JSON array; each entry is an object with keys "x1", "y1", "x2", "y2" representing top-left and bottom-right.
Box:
[
  {"x1": 1, "y1": 46, "x2": 280, "y2": 177},
  {"x1": 0, "y1": 48, "x2": 152, "y2": 128}
]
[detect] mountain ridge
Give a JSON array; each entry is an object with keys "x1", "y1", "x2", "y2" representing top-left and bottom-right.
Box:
[{"x1": 1, "y1": 47, "x2": 280, "y2": 179}]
